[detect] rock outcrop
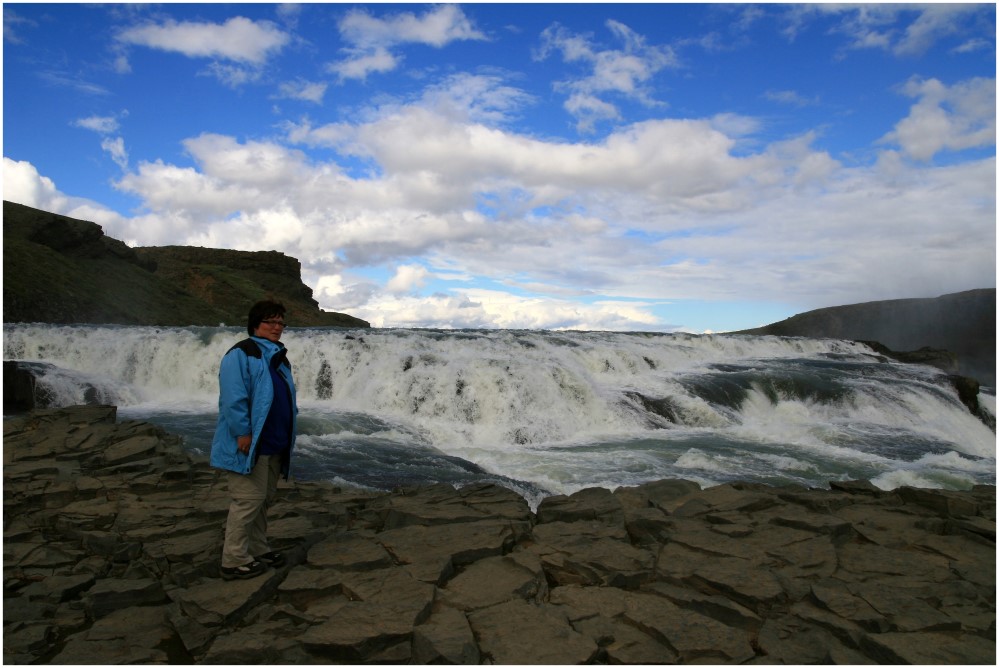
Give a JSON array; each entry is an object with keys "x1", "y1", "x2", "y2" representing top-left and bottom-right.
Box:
[
  {"x1": 735, "y1": 289, "x2": 996, "y2": 386},
  {"x1": 2, "y1": 201, "x2": 368, "y2": 328},
  {"x1": 4, "y1": 406, "x2": 995, "y2": 664}
]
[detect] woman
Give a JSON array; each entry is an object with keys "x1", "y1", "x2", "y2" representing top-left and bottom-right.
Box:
[{"x1": 210, "y1": 300, "x2": 298, "y2": 580}]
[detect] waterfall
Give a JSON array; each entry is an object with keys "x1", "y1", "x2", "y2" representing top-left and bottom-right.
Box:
[{"x1": 4, "y1": 323, "x2": 994, "y2": 499}]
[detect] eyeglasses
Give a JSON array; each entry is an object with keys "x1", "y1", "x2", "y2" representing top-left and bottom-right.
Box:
[{"x1": 260, "y1": 319, "x2": 288, "y2": 328}]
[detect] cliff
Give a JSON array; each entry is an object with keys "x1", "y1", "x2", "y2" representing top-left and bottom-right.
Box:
[
  {"x1": 735, "y1": 289, "x2": 996, "y2": 386},
  {"x1": 3, "y1": 405, "x2": 995, "y2": 664},
  {"x1": 2, "y1": 201, "x2": 368, "y2": 329}
]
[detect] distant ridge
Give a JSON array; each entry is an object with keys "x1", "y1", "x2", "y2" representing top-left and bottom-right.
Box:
[
  {"x1": 2, "y1": 201, "x2": 369, "y2": 329},
  {"x1": 735, "y1": 289, "x2": 996, "y2": 386}
]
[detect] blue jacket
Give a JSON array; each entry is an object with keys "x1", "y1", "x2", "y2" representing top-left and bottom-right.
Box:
[{"x1": 210, "y1": 336, "x2": 298, "y2": 476}]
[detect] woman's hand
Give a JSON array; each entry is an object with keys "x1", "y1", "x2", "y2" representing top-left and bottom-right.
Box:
[{"x1": 237, "y1": 435, "x2": 252, "y2": 454}]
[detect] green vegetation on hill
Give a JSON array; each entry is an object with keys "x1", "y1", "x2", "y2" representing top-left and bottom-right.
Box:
[{"x1": 2, "y1": 201, "x2": 368, "y2": 328}]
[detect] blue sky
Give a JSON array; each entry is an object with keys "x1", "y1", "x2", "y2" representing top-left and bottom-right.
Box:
[{"x1": 3, "y1": 3, "x2": 995, "y2": 331}]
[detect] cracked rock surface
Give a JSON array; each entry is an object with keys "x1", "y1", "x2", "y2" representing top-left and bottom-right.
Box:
[{"x1": 4, "y1": 405, "x2": 995, "y2": 664}]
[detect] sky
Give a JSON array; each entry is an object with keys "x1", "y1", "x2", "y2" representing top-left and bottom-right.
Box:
[{"x1": 3, "y1": 2, "x2": 996, "y2": 332}]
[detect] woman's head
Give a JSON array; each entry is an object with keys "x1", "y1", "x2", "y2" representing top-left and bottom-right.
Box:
[{"x1": 247, "y1": 300, "x2": 287, "y2": 338}]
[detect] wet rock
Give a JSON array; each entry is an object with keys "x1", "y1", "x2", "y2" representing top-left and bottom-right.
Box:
[
  {"x1": 536, "y1": 486, "x2": 624, "y2": 524},
  {"x1": 614, "y1": 477, "x2": 701, "y2": 512}
]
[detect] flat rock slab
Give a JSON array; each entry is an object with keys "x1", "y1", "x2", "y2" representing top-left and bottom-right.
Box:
[
  {"x1": 375, "y1": 519, "x2": 528, "y2": 583},
  {"x1": 299, "y1": 596, "x2": 431, "y2": 662},
  {"x1": 48, "y1": 605, "x2": 177, "y2": 664},
  {"x1": 103, "y1": 434, "x2": 161, "y2": 465},
  {"x1": 169, "y1": 574, "x2": 278, "y2": 627},
  {"x1": 439, "y1": 553, "x2": 547, "y2": 611},
  {"x1": 412, "y1": 605, "x2": 480, "y2": 664},
  {"x1": 306, "y1": 531, "x2": 395, "y2": 571},
  {"x1": 468, "y1": 598, "x2": 598, "y2": 664}
]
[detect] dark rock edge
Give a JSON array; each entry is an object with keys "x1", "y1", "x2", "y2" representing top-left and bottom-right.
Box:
[
  {"x1": 4, "y1": 405, "x2": 995, "y2": 664},
  {"x1": 3, "y1": 200, "x2": 369, "y2": 329}
]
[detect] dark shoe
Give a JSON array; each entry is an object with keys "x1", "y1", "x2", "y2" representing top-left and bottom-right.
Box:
[
  {"x1": 256, "y1": 551, "x2": 286, "y2": 568},
  {"x1": 220, "y1": 560, "x2": 267, "y2": 580}
]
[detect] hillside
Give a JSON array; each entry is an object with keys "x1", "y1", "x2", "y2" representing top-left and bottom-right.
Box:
[
  {"x1": 736, "y1": 289, "x2": 996, "y2": 386},
  {"x1": 2, "y1": 201, "x2": 368, "y2": 329}
]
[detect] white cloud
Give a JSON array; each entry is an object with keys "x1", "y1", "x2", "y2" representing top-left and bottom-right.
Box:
[
  {"x1": 87, "y1": 72, "x2": 989, "y2": 310},
  {"x1": 564, "y1": 93, "x2": 620, "y2": 129},
  {"x1": 202, "y1": 62, "x2": 262, "y2": 88},
  {"x1": 73, "y1": 114, "x2": 130, "y2": 170},
  {"x1": 6, "y1": 61, "x2": 994, "y2": 331},
  {"x1": 38, "y1": 71, "x2": 110, "y2": 96},
  {"x1": 349, "y1": 289, "x2": 665, "y2": 331},
  {"x1": 763, "y1": 90, "x2": 819, "y2": 108},
  {"x1": 276, "y1": 79, "x2": 328, "y2": 104},
  {"x1": 73, "y1": 115, "x2": 120, "y2": 134},
  {"x1": 881, "y1": 77, "x2": 996, "y2": 161},
  {"x1": 536, "y1": 20, "x2": 678, "y2": 131},
  {"x1": 330, "y1": 5, "x2": 486, "y2": 81},
  {"x1": 386, "y1": 264, "x2": 430, "y2": 294},
  {"x1": 182, "y1": 133, "x2": 314, "y2": 186},
  {"x1": 282, "y1": 118, "x2": 355, "y2": 149},
  {"x1": 893, "y1": 5, "x2": 969, "y2": 57},
  {"x1": 646, "y1": 154, "x2": 996, "y2": 307},
  {"x1": 115, "y1": 16, "x2": 289, "y2": 85},
  {"x1": 785, "y1": 4, "x2": 991, "y2": 57},
  {"x1": 115, "y1": 160, "x2": 256, "y2": 219},
  {"x1": 709, "y1": 113, "x2": 761, "y2": 139},
  {"x1": 340, "y1": 110, "x2": 768, "y2": 206},
  {"x1": 952, "y1": 38, "x2": 992, "y2": 55},
  {"x1": 2, "y1": 157, "x2": 128, "y2": 236},
  {"x1": 100, "y1": 137, "x2": 129, "y2": 170},
  {"x1": 3, "y1": 9, "x2": 35, "y2": 44},
  {"x1": 4, "y1": 158, "x2": 67, "y2": 212},
  {"x1": 327, "y1": 47, "x2": 398, "y2": 82},
  {"x1": 338, "y1": 4, "x2": 485, "y2": 49},
  {"x1": 312, "y1": 273, "x2": 380, "y2": 312},
  {"x1": 275, "y1": 3, "x2": 302, "y2": 29},
  {"x1": 117, "y1": 16, "x2": 289, "y2": 64},
  {"x1": 421, "y1": 73, "x2": 535, "y2": 124}
]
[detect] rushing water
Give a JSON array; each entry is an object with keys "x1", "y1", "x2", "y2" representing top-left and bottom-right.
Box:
[{"x1": 4, "y1": 323, "x2": 994, "y2": 507}]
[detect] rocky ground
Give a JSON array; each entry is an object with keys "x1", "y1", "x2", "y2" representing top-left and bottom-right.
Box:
[{"x1": 3, "y1": 405, "x2": 995, "y2": 664}]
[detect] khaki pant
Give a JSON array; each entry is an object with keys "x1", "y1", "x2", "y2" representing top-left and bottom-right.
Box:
[{"x1": 221, "y1": 454, "x2": 281, "y2": 568}]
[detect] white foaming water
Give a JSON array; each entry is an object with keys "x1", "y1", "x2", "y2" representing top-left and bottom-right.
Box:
[
  {"x1": 3, "y1": 325, "x2": 233, "y2": 407},
  {"x1": 4, "y1": 323, "x2": 994, "y2": 499}
]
